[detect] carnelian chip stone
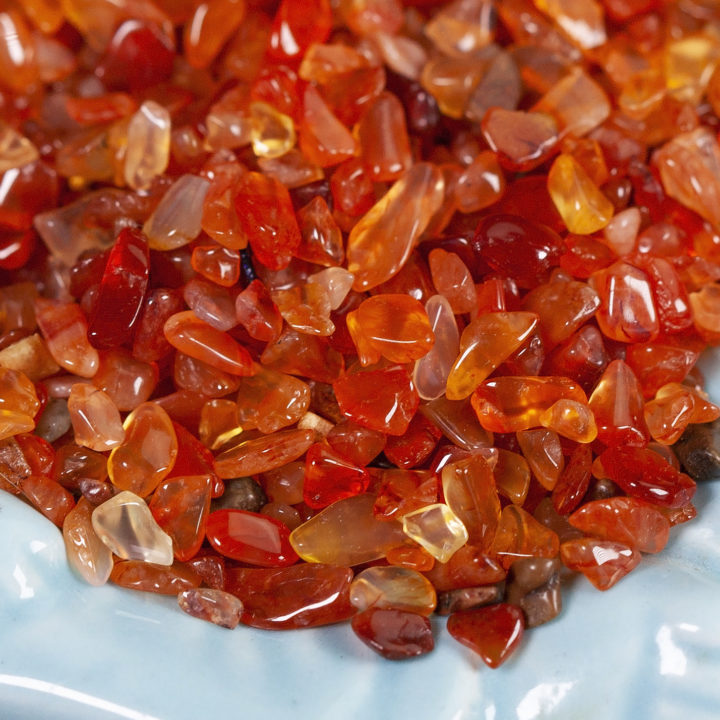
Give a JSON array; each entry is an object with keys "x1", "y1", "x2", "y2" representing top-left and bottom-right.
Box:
[{"x1": 2, "y1": 0, "x2": 720, "y2": 671}]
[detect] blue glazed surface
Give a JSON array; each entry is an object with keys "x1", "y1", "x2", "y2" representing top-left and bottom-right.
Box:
[{"x1": 1, "y1": 349, "x2": 719, "y2": 720}]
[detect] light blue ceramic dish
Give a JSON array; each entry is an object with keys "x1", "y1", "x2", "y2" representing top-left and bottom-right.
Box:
[{"x1": 1, "y1": 349, "x2": 719, "y2": 720}]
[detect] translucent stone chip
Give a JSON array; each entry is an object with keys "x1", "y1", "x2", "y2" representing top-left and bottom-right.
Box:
[
  {"x1": 91, "y1": 490, "x2": 174, "y2": 565},
  {"x1": 402, "y1": 503, "x2": 469, "y2": 563}
]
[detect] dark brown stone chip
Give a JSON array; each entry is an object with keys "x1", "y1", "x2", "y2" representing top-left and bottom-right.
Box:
[
  {"x1": 211, "y1": 476, "x2": 268, "y2": 513},
  {"x1": 435, "y1": 583, "x2": 505, "y2": 616},
  {"x1": 673, "y1": 420, "x2": 720, "y2": 482}
]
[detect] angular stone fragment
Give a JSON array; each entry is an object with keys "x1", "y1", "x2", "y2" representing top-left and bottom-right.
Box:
[
  {"x1": 177, "y1": 588, "x2": 244, "y2": 629},
  {"x1": 91, "y1": 490, "x2": 174, "y2": 565},
  {"x1": 211, "y1": 477, "x2": 268, "y2": 513}
]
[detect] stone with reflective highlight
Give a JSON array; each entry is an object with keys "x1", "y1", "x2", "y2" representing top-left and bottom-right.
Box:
[
  {"x1": 235, "y1": 365, "x2": 310, "y2": 434},
  {"x1": 86, "y1": 227, "x2": 149, "y2": 348},
  {"x1": 446, "y1": 312, "x2": 538, "y2": 400},
  {"x1": 472, "y1": 376, "x2": 587, "y2": 433},
  {"x1": 334, "y1": 365, "x2": 419, "y2": 436},
  {"x1": 560, "y1": 538, "x2": 640, "y2": 590},
  {"x1": 569, "y1": 497, "x2": 670, "y2": 553},
  {"x1": 290, "y1": 494, "x2": 405, "y2": 566},
  {"x1": 20, "y1": 474, "x2": 75, "y2": 527},
  {"x1": 124, "y1": 101, "x2": 170, "y2": 190},
  {"x1": 548, "y1": 154, "x2": 614, "y2": 234},
  {"x1": 350, "y1": 566, "x2": 437, "y2": 616},
  {"x1": 233, "y1": 171, "x2": 301, "y2": 271},
  {"x1": 654, "y1": 128, "x2": 720, "y2": 229},
  {"x1": 347, "y1": 164, "x2": 444, "y2": 291},
  {"x1": 539, "y1": 399, "x2": 597, "y2": 443},
  {"x1": 350, "y1": 294, "x2": 434, "y2": 365},
  {"x1": 413, "y1": 295, "x2": 460, "y2": 401},
  {"x1": 596, "y1": 446, "x2": 696, "y2": 509},
  {"x1": 225, "y1": 563, "x2": 354, "y2": 630},
  {"x1": 144, "y1": 175, "x2": 211, "y2": 252},
  {"x1": 108, "y1": 402, "x2": 177, "y2": 497},
  {"x1": 206, "y1": 508, "x2": 298, "y2": 567},
  {"x1": 92, "y1": 490, "x2": 174, "y2": 565},
  {"x1": 303, "y1": 442, "x2": 370, "y2": 509},
  {"x1": 589, "y1": 261, "x2": 659, "y2": 344},
  {"x1": 63, "y1": 497, "x2": 114, "y2": 586},
  {"x1": 441, "y1": 455, "x2": 500, "y2": 551},
  {"x1": 516, "y1": 429, "x2": 564, "y2": 490},
  {"x1": 67, "y1": 383, "x2": 125, "y2": 452},
  {"x1": 164, "y1": 311, "x2": 254, "y2": 376},
  {"x1": 402, "y1": 503, "x2": 469, "y2": 563},
  {"x1": 490, "y1": 505, "x2": 560, "y2": 569},
  {"x1": 589, "y1": 360, "x2": 649, "y2": 448},
  {"x1": 351, "y1": 608, "x2": 434, "y2": 661},
  {"x1": 447, "y1": 604, "x2": 525, "y2": 668},
  {"x1": 214, "y1": 428, "x2": 314, "y2": 478},
  {"x1": 35, "y1": 298, "x2": 98, "y2": 378},
  {"x1": 149, "y1": 475, "x2": 212, "y2": 562}
]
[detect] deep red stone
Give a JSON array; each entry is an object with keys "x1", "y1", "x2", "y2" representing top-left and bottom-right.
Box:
[
  {"x1": 351, "y1": 608, "x2": 434, "y2": 660},
  {"x1": 87, "y1": 227, "x2": 150, "y2": 349},
  {"x1": 250, "y1": 65, "x2": 302, "y2": 121},
  {"x1": 206, "y1": 509, "x2": 299, "y2": 567},
  {"x1": 473, "y1": 214, "x2": 565, "y2": 289},
  {"x1": 150, "y1": 475, "x2": 212, "y2": 562},
  {"x1": 267, "y1": 0, "x2": 332, "y2": 62},
  {"x1": 333, "y1": 365, "x2": 419, "y2": 436},
  {"x1": 169, "y1": 422, "x2": 222, "y2": 496},
  {"x1": 383, "y1": 414, "x2": 442, "y2": 469},
  {"x1": 233, "y1": 173, "x2": 302, "y2": 271},
  {"x1": 225, "y1": 564, "x2": 354, "y2": 630},
  {"x1": 98, "y1": 20, "x2": 175, "y2": 92},
  {"x1": 447, "y1": 603, "x2": 525, "y2": 668},
  {"x1": 560, "y1": 236, "x2": 615, "y2": 279},
  {"x1": 69, "y1": 248, "x2": 111, "y2": 299},
  {"x1": 0, "y1": 230, "x2": 35, "y2": 270},
  {"x1": 15, "y1": 433, "x2": 54, "y2": 476},
  {"x1": 625, "y1": 343, "x2": 699, "y2": 399},
  {"x1": 303, "y1": 442, "x2": 370, "y2": 509},
  {"x1": 552, "y1": 444, "x2": 592, "y2": 516},
  {"x1": 543, "y1": 325, "x2": 609, "y2": 394},
  {"x1": 598, "y1": 446, "x2": 696, "y2": 508},
  {"x1": 326, "y1": 419, "x2": 387, "y2": 467}
]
